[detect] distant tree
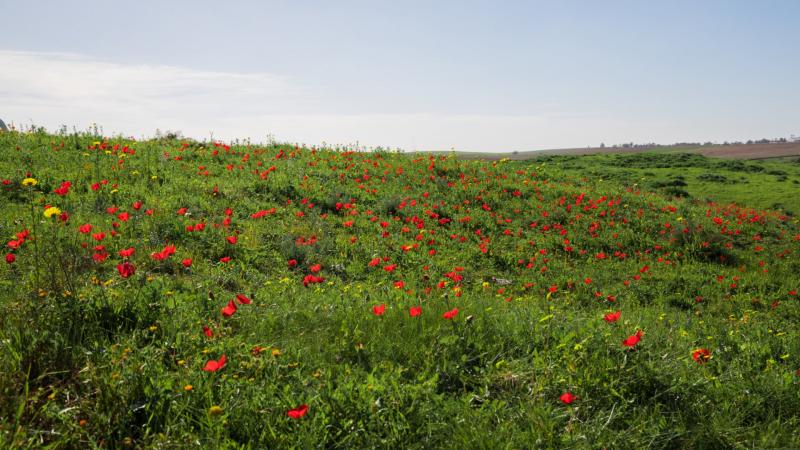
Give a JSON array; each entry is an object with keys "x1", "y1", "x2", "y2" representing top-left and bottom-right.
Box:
[{"x1": 600, "y1": 142, "x2": 605, "y2": 148}]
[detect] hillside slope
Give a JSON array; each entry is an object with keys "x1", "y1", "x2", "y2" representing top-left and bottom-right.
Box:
[{"x1": 1, "y1": 130, "x2": 799, "y2": 448}]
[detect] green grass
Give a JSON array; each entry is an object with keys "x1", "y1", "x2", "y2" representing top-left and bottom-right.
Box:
[
  {"x1": 536, "y1": 152, "x2": 800, "y2": 214},
  {"x1": 1, "y1": 129, "x2": 799, "y2": 448}
]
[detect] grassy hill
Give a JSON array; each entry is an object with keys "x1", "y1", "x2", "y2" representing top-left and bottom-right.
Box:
[{"x1": 1, "y1": 130, "x2": 799, "y2": 448}]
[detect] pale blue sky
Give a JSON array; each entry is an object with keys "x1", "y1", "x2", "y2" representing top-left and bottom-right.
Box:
[{"x1": 1, "y1": 0, "x2": 798, "y2": 151}]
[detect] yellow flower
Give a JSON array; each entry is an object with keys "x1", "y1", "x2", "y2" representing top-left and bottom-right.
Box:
[
  {"x1": 22, "y1": 178, "x2": 37, "y2": 186},
  {"x1": 208, "y1": 405, "x2": 224, "y2": 416},
  {"x1": 43, "y1": 206, "x2": 61, "y2": 218},
  {"x1": 183, "y1": 384, "x2": 193, "y2": 391}
]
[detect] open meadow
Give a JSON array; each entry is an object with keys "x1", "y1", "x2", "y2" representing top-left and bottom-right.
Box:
[{"x1": 1, "y1": 130, "x2": 800, "y2": 448}]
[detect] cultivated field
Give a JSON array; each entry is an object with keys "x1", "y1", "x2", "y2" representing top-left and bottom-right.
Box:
[
  {"x1": 1, "y1": 130, "x2": 799, "y2": 448},
  {"x1": 455, "y1": 141, "x2": 800, "y2": 161}
]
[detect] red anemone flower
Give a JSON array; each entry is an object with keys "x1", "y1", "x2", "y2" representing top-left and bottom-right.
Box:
[
  {"x1": 202, "y1": 355, "x2": 227, "y2": 372},
  {"x1": 442, "y1": 308, "x2": 459, "y2": 320},
  {"x1": 692, "y1": 348, "x2": 711, "y2": 363},
  {"x1": 117, "y1": 262, "x2": 135, "y2": 278},
  {"x1": 221, "y1": 300, "x2": 237, "y2": 318},
  {"x1": 603, "y1": 310, "x2": 621, "y2": 323},
  {"x1": 287, "y1": 404, "x2": 308, "y2": 419},
  {"x1": 372, "y1": 304, "x2": 386, "y2": 316},
  {"x1": 560, "y1": 392, "x2": 576, "y2": 405},
  {"x1": 622, "y1": 330, "x2": 643, "y2": 348}
]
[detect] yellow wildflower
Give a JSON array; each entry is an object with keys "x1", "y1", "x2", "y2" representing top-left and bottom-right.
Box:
[
  {"x1": 43, "y1": 206, "x2": 61, "y2": 218},
  {"x1": 22, "y1": 178, "x2": 37, "y2": 186}
]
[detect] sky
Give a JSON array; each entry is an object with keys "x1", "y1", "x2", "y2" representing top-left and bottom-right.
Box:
[{"x1": 1, "y1": 0, "x2": 799, "y2": 151}]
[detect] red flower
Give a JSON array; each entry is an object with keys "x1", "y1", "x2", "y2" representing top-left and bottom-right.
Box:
[
  {"x1": 409, "y1": 305, "x2": 422, "y2": 317},
  {"x1": 288, "y1": 259, "x2": 297, "y2": 268},
  {"x1": 368, "y1": 257, "x2": 381, "y2": 267},
  {"x1": 219, "y1": 256, "x2": 231, "y2": 263},
  {"x1": 394, "y1": 280, "x2": 405, "y2": 289},
  {"x1": 226, "y1": 235, "x2": 238, "y2": 245},
  {"x1": 236, "y1": 293, "x2": 252, "y2": 305},
  {"x1": 221, "y1": 300, "x2": 237, "y2": 318},
  {"x1": 132, "y1": 200, "x2": 143, "y2": 210},
  {"x1": 372, "y1": 304, "x2": 386, "y2": 316},
  {"x1": 692, "y1": 348, "x2": 711, "y2": 363},
  {"x1": 151, "y1": 244, "x2": 176, "y2": 261},
  {"x1": 559, "y1": 392, "x2": 576, "y2": 405},
  {"x1": 182, "y1": 258, "x2": 193, "y2": 267},
  {"x1": 383, "y1": 264, "x2": 397, "y2": 272},
  {"x1": 5, "y1": 253, "x2": 15, "y2": 264},
  {"x1": 202, "y1": 326, "x2": 213, "y2": 338},
  {"x1": 302, "y1": 275, "x2": 325, "y2": 286},
  {"x1": 118, "y1": 247, "x2": 135, "y2": 258},
  {"x1": 309, "y1": 264, "x2": 322, "y2": 273},
  {"x1": 286, "y1": 404, "x2": 308, "y2": 419},
  {"x1": 177, "y1": 207, "x2": 187, "y2": 215},
  {"x1": 442, "y1": 308, "x2": 459, "y2": 320},
  {"x1": 202, "y1": 355, "x2": 227, "y2": 372},
  {"x1": 622, "y1": 330, "x2": 643, "y2": 348},
  {"x1": 603, "y1": 310, "x2": 621, "y2": 323},
  {"x1": 117, "y1": 262, "x2": 135, "y2": 278}
]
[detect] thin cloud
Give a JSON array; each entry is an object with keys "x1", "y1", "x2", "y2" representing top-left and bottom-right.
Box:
[
  {"x1": 1, "y1": 50, "x2": 680, "y2": 151},
  {"x1": 0, "y1": 50, "x2": 301, "y2": 136}
]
